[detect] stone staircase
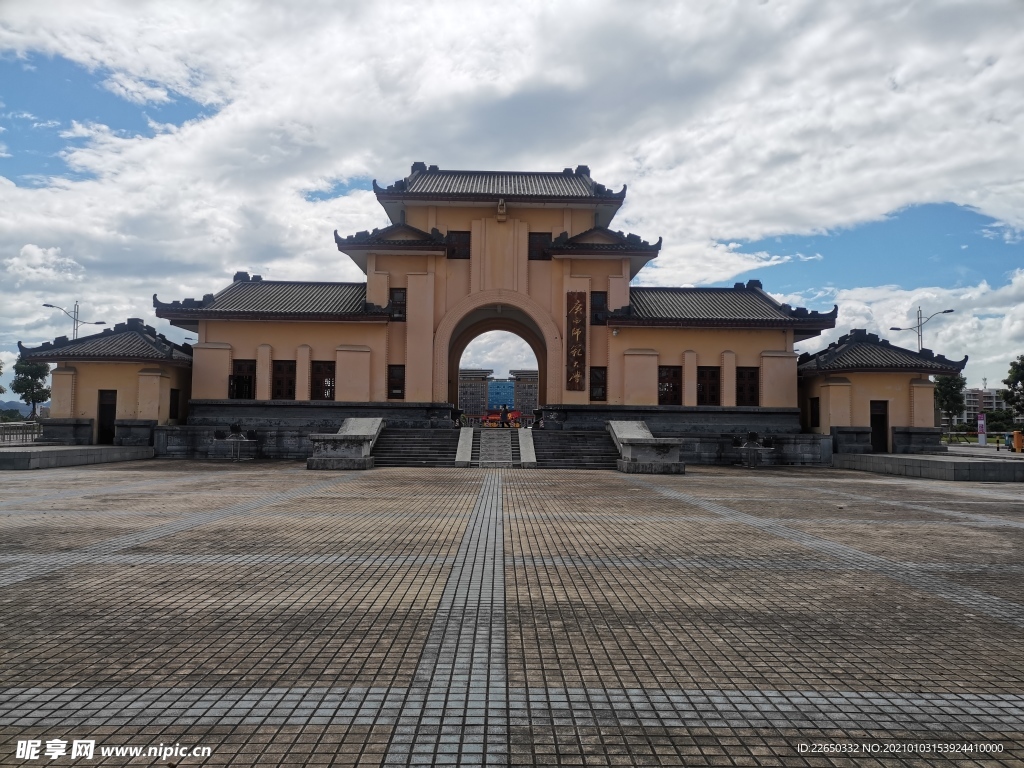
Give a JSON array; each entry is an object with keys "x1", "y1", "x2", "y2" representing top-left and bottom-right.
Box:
[
  {"x1": 531, "y1": 430, "x2": 620, "y2": 470},
  {"x1": 370, "y1": 429, "x2": 460, "y2": 468},
  {"x1": 475, "y1": 428, "x2": 516, "y2": 468}
]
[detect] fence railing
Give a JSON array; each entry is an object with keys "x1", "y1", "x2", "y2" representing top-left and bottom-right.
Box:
[{"x1": 0, "y1": 421, "x2": 42, "y2": 444}]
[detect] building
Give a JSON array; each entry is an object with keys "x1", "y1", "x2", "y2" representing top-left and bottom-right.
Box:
[
  {"x1": 18, "y1": 319, "x2": 192, "y2": 445},
  {"x1": 945, "y1": 387, "x2": 1018, "y2": 428},
  {"x1": 510, "y1": 369, "x2": 539, "y2": 414},
  {"x1": 20, "y1": 162, "x2": 966, "y2": 460},
  {"x1": 458, "y1": 369, "x2": 492, "y2": 417},
  {"x1": 487, "y1": 379, "x2": 514, "y2": 410},
  {"x1": 798, "y1": 330, "x2": 966, "y2": 453}
]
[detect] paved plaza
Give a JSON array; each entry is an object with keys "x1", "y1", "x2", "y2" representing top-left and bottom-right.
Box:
[{"x1": 1, "y1": 462, "x2": 1023, "y2": 766}]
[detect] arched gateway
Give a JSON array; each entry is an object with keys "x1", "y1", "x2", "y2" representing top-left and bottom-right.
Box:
[
  {"x1": 145, "y1": 162, "x2": 837, "y2": 434},
  {"x1": 24, "y1": 162, "x2": 965, "y2": 462}
]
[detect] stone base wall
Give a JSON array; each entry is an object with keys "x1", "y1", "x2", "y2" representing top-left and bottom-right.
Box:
[
  {"x1": 114, "y1": 419, "x2": 157, "y2": 446},
  {"x1": 536, "y1": 405, "x2": 801, "y2": 434},
  {"x1": 616, "y1": 459, "x2": 686, "y2": 474},
  {"x1": 830, "y1": 426, "x2": 872, "y2": 454},
  {"x1": 187, "y1": 400, "x2": 456, "y2": 430},
  {"x1": 651, "y1": 431, "x2": 832, "y2": 466},
  {"x1": 37, "y1": 418, "x2": 93, "y2": 445},
  {"x1": 155, "y1": 425, "x2": 321, "y2": 460},
  {"x1": 892, "y1": 426, "x2": 946, "y2": 454}
]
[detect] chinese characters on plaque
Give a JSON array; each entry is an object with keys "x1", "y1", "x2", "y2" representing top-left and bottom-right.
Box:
[{"x1": 565, "y1": 291, "x2": 587, "y2": 391}]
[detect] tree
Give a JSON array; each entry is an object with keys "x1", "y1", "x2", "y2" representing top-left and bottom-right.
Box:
[
  {"x1": 934, "y1": 373, "x2": 966, "y2": 434},
  {"x1": 10, "y1": 358, "x2": 51, "y2": 419},
  {"x1": 0, "y1": 357, "x2": 5, "y2": 395},
  {"x1": 1002, "y1": 354, "x2": 1024, "y2": 419},
  {"x1": 982, "y1": 409, "x2": 1016, "y2": 433}
]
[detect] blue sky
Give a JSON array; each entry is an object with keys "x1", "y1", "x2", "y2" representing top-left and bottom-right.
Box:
[
  {"x1": 717, "y1": 203, "x2": 1023, "y2": 308},
  {"x1": 1, "y1": 1, "x2": 1023, "y2": 394},
  {"x1": 1, "y1": 54, "x2": 206, "y2": 184}
]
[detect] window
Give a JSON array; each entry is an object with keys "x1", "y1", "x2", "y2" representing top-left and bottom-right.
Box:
[
  {"x1": 389, "y1": 288, "x2": 407, "y2": 322},
  {"x1": 658, "y1": 366, "x2": 682, "y2": 406},
  {"x1": 169, "y1": 388, "x2": 181, "y2": 420},
  {"x1": 697, "y1": 366, "x2": 721, "y2": 406},
  {"x1": 590, "y1": 291, "x2": 608, "y2": 325},
  {"x1": 388, "y1": 365, "x2": 406, "y2": 400},
  {"x1": 810, "y1": 397, "x2": 821, "y2": 429},
  {"x1": 590, "y1": 366, "x2": 607, "y2": 402},
  {"x1": 736, "y1": 367, "x2": 759, "y2": 407},
  {"x1": 229, "y1": 359, "x2": 256, "y2": 399},
  {"x1": 272, "y1": 360, "x2": 296, "y2": 400},
  {"x1": 311, "y1": 361, "x2": 336, "y2": 401},
  {"x1": 528, "y1": 232, "x2": 552, "y2": 261},
  {"x1": 447, "y1": 230, "x2": 471, "y2": 259}
]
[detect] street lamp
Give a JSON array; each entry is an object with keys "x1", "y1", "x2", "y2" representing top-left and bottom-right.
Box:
[
  {"x1": 42, "y1": 301, "x2": 106, "y2": 339},
  {"x1": 890, "y1": 306, "x2": 954, "y2": 351}
]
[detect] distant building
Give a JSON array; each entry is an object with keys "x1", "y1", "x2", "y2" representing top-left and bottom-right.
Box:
[
  {"x1": 945, "y1": 387, "x2": 1022, "y2": 428},
  {"x1": 488, "y1": 379, "x2": 515, "y2": 410},
  {"x1": 510, "y1": 369, "x2": 539, "y2": 414},
  {"x1": 458, "y1": 369, "x2": 493, "y2": 416}
]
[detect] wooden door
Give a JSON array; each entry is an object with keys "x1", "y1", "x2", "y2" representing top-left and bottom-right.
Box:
[{"x1": 97, "y1": 390, "x2": 117, "y2": 445}]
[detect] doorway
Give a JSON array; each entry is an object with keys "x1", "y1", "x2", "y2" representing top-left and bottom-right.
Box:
[
  {"x1": 97, "y1": 390, "x2": 117, "y2": 445},
  {"x1": 869, "y1": 400, "x2": 888, "y2": 453}
]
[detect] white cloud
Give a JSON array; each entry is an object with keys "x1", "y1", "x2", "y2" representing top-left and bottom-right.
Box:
[
  {"x1": 0, "y1": 0, "x2": 1021, "y2": 378},
  {"x1": 101, "y1": 71, "x2": 170, "y2": 105},
  {"x1": 3, "y1": 244, "x2": 84, "y2": 287},
  {"x1": 31, "y1": 119, "x2": 60, "y2": 129},
  {"x1": 460, "y1": 332, "x2": 538, "y2": 379},
  {"x1": 789, "y1": 269, "x2": 1024, "y2": 389}
]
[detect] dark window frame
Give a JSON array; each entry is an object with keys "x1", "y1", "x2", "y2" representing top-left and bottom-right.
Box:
[
  {"x1": 590, "y1": 366, "x2": 607, "y2": 402},
  {"x1": 272, "y1": 360, "x2": 296, "y2": 400},
  {"x1": 658, "y1": 365, "x2": 682, "y2": 406},
  {"x1": 311, "y1": 360, "x2": 336, "y2": 401},
  {"x1": 697, "y1": 366, "x2": 721, "y2": 406},
  {"x1": 389, "y1": 288, "x2": 407, "y2": 322},
  {"x1": 528, "y1": 232, "x2": 552, "y2": 261},
  {"x1": 229, "y1": 359, "x2": 256, "y2": 400},
  {"x1": 735, "y1": 367, "x2": 760, "y2": 407},
  {"x1": 447, "y1": 230, "x2": 471, "y2": 260},
  {"x1": 590, "y1": 291, "x2": 608, "y2": 326},
  {"x1": 388, "y1": 365, "x2": 406, "y2": 400}
]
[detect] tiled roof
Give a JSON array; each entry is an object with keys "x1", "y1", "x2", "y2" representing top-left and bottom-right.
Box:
[
  {"x1": 154, "y1": 277, "x2": 382, "y2": 320},
  {"x1": 373, "y1": 162, "x2": 626, "y2": 201},
  {"x1": 616, "y1": 281, "x2": 838, "y2": 330},
  {"x1": 798, "y1": 329, "x2": 967, "y2": 374},
  {"x1": 546, "y1": 227, "x2": 661, "y2": 254},
  {"x1": 18, "y1": 319, "x2": 192, "y2": 365},
  {"x1": 335, "y1": 222, "x2": 448, "y2": 251}
]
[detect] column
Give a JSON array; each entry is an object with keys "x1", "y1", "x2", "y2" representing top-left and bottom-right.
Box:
[
  {"x1": 683, "y1": 350, "x2": 698, "y2": 406},
  {"x1": 405, "y1": 272, "x2": 435, "y2": 401},
  {"x1": 721, "y1": 350, "x2": 736, "y2": 407},
  {"x1": 760, "y1": 350, "x2": 798, "y2": 407},
  {"x1": 623, "y1": 349, "x2": 658, "y2": 405},
  {"x1": 336, "y1": 345, "x2": 371, "y2": 402},
  {"x1": 50, "y1": 367, "x2": 77, "y2": 418},
  {"x1": 295, "y1": 345, "x2": 312, "y2": 401},
  {"x1": 191, "y1": 342, "x2": 232, "y2": 399},
  {"x1": 137, "y1": 368, "x2": 168, "y2": 421},
  {"x1": 256, "y1": 344, "x2": 273, "y2": 400}
]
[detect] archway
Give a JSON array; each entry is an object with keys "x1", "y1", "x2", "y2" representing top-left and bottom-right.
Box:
[
  {"x1": 433, "y1": 290, "x2": 562, "y2": 405},
  {"x1": 449, "y1": 316, "x2": 546, "y2": 410}
]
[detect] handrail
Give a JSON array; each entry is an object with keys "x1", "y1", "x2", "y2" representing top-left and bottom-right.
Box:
[{"x1": 0, "y1": 421, "x2": 43, "y2": 444}]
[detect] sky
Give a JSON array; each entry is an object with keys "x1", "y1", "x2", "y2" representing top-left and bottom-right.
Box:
[{"x1": 1, "y1": 0, "x2": 1023, "y2": 392}]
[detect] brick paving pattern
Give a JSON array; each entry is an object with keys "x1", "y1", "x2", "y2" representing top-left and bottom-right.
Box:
[{"x1": 1, "y1": 461, "x2": 1022, "y2": 766}]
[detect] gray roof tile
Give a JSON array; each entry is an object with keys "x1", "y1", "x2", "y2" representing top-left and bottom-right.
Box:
[
  {"x1": 798, "y1": 329, "x2": 967, "y2": 373},
  {"x1": 373, "y1": 163, "x2": 625, "y2": 201},
  {"x1": 155, "y1": 280, "x2": 378, "y2": 318},
  {"x1": 19, "y1": 319, "x2": 192, "y2": 364}
]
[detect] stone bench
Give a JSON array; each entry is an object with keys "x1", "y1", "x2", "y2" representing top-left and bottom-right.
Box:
[
  {"x1": 307, "y1": 418, "x2": 384, "y2": 470},
  {"x1": 607, "y1": 421, "x2": 685, "y2": 474}
]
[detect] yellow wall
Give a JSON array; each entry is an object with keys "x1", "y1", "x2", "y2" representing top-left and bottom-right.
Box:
[
  {"x1": 198, "y1": 320, "x2": 388, "y2": 401},
  {"x1": 50, "y1": 361, "x2": 191, "y2": 442},
  {"x1": 800, "y1": 372, "x2": 937, "y2": 434}
]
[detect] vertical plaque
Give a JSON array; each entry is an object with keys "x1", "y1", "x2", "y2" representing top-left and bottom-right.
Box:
[{"x1": 566, "y1": 291, "x2": 587, "y2": 391}]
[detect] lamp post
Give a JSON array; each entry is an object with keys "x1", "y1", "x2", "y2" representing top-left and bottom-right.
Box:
[
  {"x1": 42, "y1": 301, "x2": 106, "y2": 339},
  {"x1": 890, "y1": 306, "x2": 954, "y2": 351}
]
